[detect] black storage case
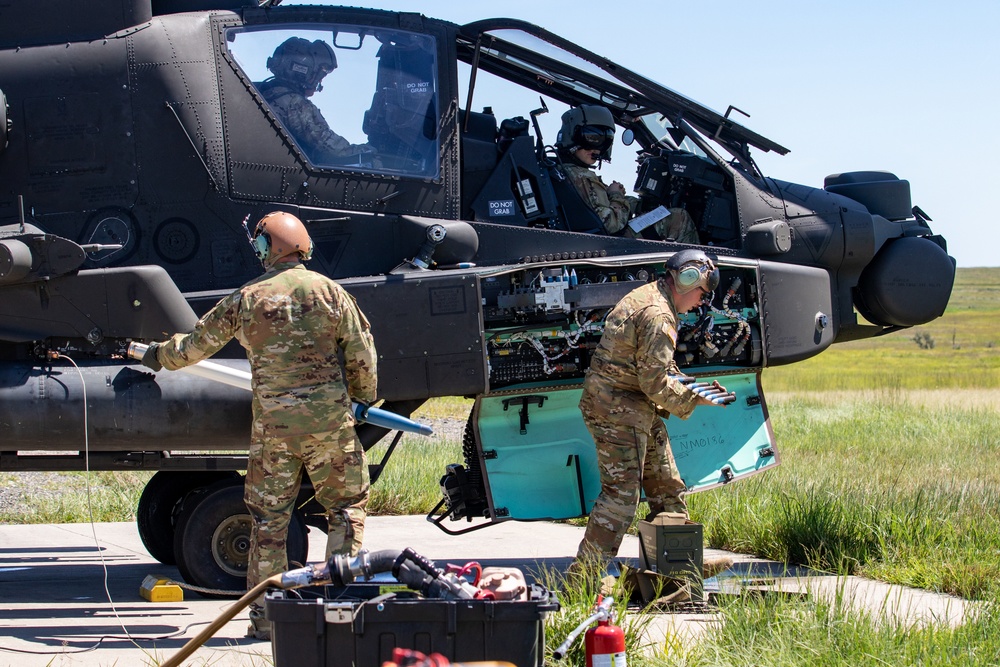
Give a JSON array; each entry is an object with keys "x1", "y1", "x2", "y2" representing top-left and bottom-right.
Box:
[{"x1": 266, "y1": 586, "x2": 559, "y2": 667}]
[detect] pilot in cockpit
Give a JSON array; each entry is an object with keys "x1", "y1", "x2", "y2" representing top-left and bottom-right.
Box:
[
  {"x1": 556, "y1": 105, "x2": 698, "y2": 243},
  {"x1": 257, "y1": 37, "x2": 377, "y2": 165}
]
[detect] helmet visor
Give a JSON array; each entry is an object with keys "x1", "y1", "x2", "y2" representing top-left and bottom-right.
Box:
[{"x1": 575, "y1": 125, "x2": 615, "y2": 152}]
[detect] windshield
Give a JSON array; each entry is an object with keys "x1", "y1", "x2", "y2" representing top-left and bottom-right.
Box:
[
  {"x1": 227, "y1": 24, "x2": 440, "y2": 178},
  {"x1": 460, "y1": 18, "x2": 788, "y2": 167},
  {"x1": 456, "y1": 20, "x2": 757, "y2": 248}
]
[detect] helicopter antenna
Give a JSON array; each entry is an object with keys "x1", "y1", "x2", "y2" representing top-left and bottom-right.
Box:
[{"x1": 17, "y1": 195, "x2": 25, "y2": 233}]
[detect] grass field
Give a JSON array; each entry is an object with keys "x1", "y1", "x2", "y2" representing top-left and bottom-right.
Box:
[
  {"x1": 763, "y1": 268, "x2": 999, "y2": 391},
  {"x1": 2, "y1": 268, "x2": 997, "y2": 665},
  {"x1": 692, "y1": 392, "x2": 1000, "y2": 599},
  {"x1": 691, "y1": 269, "x2": 1000, "y2": 600}
]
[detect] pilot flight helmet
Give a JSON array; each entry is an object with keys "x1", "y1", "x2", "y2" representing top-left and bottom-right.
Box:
[
  {"x1": 555, "y1": 105, "x2": 616, "y2": 161},
  {"x1": 267, "y1": 37, "x2": 337, "y2": 94},
  {"x1": 252, "y1": 211, "x2": 313, "y2": 267},
  {"x1": 665, "y1": 249, "x2": 720, "y2": 295}
]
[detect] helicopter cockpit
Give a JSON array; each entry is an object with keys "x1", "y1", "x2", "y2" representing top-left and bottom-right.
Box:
[
  {"x1": 227, "y1": 24, "x2": 440, "y2": 179},
  {"x1": 224, "y1": 16, "x2": 786, "y2": 249},
  {"x1": 450, "y1": 19, "x2": 788, "y2": 248}
]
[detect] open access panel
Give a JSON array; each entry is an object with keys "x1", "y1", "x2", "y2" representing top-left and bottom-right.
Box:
[{"x1": 429, "y1": 255, "x2": 780, "y2": 533}]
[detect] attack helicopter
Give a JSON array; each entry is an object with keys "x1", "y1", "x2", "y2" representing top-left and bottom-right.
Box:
[{"x1": 0, "y1": 0, "x2": 955, "y2": 593}]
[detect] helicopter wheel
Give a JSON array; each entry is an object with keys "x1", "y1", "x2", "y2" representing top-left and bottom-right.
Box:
[
  {"x1": 135, "y1": 470, "x2": 240, "y2": 565},
  {"x1": 172, "y1": 480, "x2": 308, "y2": 598}
]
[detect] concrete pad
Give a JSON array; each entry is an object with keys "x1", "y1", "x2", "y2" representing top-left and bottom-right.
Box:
[
  {"x1": 0, "y1": 517, "x2": 632, "y2": 666},
  {"x1": 0, "y1": 517, "x2": 978, "y2": 666},
  {"x1": 734, "y1": 571, "x2": 973, "y2": 629},
  {"x1": 0, "y1": 522, "x2": 268, "y2": 667}
]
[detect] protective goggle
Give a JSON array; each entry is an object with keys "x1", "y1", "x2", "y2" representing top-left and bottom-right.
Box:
[{"x1": 574, "y1": 124, "x2": 615, "y2": 152}]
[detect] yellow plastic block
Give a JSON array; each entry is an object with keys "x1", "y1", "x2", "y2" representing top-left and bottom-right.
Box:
[{"x1": 139, "y1": 574, "x2": 184, "y2": 602}]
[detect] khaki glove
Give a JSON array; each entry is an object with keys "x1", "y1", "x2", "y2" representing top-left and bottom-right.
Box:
[{"x1": 141, "y1": 342, "x2": 163, "y2": 372}]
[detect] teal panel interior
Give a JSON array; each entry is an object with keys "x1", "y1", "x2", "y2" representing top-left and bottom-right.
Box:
[
  {"x1": 665, "y1": 373, "x2": 777, "y2": 489},
  {"x1": 476, "y1": 372, "x2": 776, "y2": 521},
  {"x1": 477, "y1": 388, "x2": 599, "y2": 520}
]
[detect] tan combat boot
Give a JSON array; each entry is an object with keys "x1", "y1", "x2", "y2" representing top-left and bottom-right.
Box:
[{"x1": 246, "y1": 605, "x2": 272, "y2": 641}]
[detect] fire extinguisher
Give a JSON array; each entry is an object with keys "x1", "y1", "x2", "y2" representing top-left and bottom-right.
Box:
[{"x1": 553, "y1": 596, "x2": 627, "y2": 666}]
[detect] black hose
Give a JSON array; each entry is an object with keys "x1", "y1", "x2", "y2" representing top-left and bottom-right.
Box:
[
  {"x1": 330, "y1": 547, "x2": 456, "y2": 598},
  {"x1": 328, "y1": 549, "x2": 404, "y2": 586},
  {"x1": 395, "y1": 547, "x2": 439, "y2": 580},
  {"x1": 366, "y1": 549, "x2": 404, "y2": 575}
]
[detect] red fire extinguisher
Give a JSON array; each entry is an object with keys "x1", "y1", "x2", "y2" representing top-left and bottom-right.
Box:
[
  {"x1": 585, "y1": 606, "x2": 626, "y2": 667},
  {"x1": 553, "y1": 595, "x2": 627, "y2": 666}
]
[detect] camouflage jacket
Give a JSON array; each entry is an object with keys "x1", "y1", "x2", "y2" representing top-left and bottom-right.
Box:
[
  {"x1": 562, "y1": 163, "x2": 637, "y2": 235},
  {"x1": 158, "y1": 262, "x2": 378, "y2": 436},
  {"x1": 259, "y1": 80, "x2": 373, "y2": 161},
  {"x1": 586, "y1": 278, "x2": 699, "y2": 418}
]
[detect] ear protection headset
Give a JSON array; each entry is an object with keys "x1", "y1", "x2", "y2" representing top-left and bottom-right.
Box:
[
  {"x1": 252, "y1": 233, "x2": 271, "y2": 262},
  {"x1": 250, "y1": 211, "x2": 313, "y2": 267},
  {"x1": 666, "y1": 249, "x2": 720, "y2": 295}
]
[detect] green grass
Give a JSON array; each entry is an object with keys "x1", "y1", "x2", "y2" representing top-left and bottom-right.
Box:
[
  {"x1": 691, "y1": 392, "x2": 1000, "y2": 600},
  {"x1": 764, "y1": 267, "x2": 1000, "y2": 391},
  {"x1": 662, "y1": 595, "x2": 1000, "y2": 667},
  {"x1": 545, "y1": 567, "x2": 1000, "y2": 667},
  {"x1": 0, "y1": 470, "x2": 152, "y2": 524},
  {"x1": 367, "y1": 430, "x2": 464, "y2": 515},
  {"x1": 539, "y1": 558, "x2": 666, "y2": 667}
]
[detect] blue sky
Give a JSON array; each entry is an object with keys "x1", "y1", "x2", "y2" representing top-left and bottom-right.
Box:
[{"x1": 301, "y1": 0, "x2": 999, "y2": 267}]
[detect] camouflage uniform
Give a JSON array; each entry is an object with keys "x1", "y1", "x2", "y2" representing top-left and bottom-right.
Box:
[
  {"x1": 156, "y1": 262, "x2": 377, "y2": 589},
  {"x1": 259, "y1": 80, "x2": 376, "y2": 164},
  {"x1": 654, "y1": 208, "x2": 701, "y2": 244},
  {"x1": 562, "y1": 163, "x2": 636, "y2": 235},
  {"x1": 562, "y1": 164, "x2": 700, "y2": 243},
  {"x1": 576, "y1": 278, "x2": 700, "y2": 562}
]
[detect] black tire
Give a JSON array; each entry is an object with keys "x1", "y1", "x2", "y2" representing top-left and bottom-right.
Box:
[
  {"x1": 172, "y1": 480, "x2": 309, "y2": 597},
  {"x1": 136, "y1": 470, "x2": 240, "y2": 564}
]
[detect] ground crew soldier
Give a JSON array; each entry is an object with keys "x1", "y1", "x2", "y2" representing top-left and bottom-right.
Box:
[
  {"x1": 555, "y1": 105, "x2": 699, "y2": 243},
  {"x1": 140, "y1": 211, "x2": 377, "y2": 641},
  {"x1": 257, "y1": 37, "x2": 377, "y2": 165},
  {"x1": 574, "y1": 249, "x2": 726, "y2": 566}
]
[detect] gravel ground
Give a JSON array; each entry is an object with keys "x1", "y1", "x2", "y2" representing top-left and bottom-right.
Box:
[
  {"x1": 415, "y1": 416, "x2": 467, "y2": 443},
  {"x1": 0, "y1": 471, "x2": 81, "y2": 517}
]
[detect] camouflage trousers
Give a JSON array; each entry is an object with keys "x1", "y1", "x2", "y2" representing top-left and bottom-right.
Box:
[
  {"x1": 244, "y1": 427, "x2": 369, "y2": 591},
  {"x1": 654, "y1": 208, "x2": 700, "y2": 244},
  {"x1": 576, "y1": 383, "x2": 687, "y2": 562}
]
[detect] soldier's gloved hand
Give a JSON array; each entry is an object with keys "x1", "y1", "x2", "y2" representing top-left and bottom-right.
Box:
[{"x1": 141, "y1": 342, "x2": 163, "y2": 372}]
